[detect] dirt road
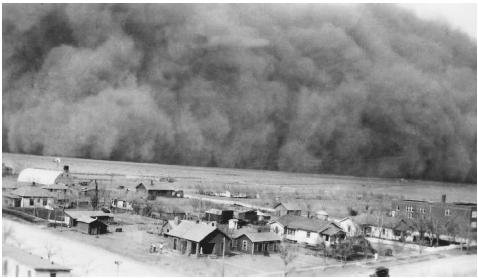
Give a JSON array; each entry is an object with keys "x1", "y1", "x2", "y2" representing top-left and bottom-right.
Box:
[{"x1": 3, "y1": 219, "x2": 178, "y2": 276}]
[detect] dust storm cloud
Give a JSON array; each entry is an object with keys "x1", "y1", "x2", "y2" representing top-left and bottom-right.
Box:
[{"x1": 3, "y1": 4, "x2": 476, "y2": 182}]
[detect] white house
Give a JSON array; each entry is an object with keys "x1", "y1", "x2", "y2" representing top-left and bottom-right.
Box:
[
  {"x1": 333, "y1": 217, "x2": 361, "y2": 237},
  {"x1": 9, "y1": 187, "x2": 56, "y2": 208},
  {"x1": 270, "y1": 215, "x2": 345, "y2": 246},
  {"x1": 2, "y1": 245, "x2": 71, "y2": 277}
]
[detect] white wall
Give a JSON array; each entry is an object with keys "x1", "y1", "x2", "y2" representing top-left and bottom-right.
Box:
[
  {"x1": 2, "y1": 257, "x2": 71, "y2": 277},
  {"x1": 20, "y1": 197, "x2": 54, "y2": 208}
]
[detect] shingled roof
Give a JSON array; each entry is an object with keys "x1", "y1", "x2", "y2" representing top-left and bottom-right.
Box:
[
  {"x1": 11, "y1": 186, "x2": 56, "y2": 198},
  {"x1": 273, "y1": 202, "x2": 302, "y2": 211},
  {"x1": 165, "y1": 220, "x2": 229, "y2": 242}
]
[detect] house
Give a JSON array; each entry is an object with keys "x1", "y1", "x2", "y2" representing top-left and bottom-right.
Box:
[
  {"x1": 232, "y1": 208, "x2": 258, "y2": 224},
  {"x1": 2, "y1": 192, "x2": 22, "y2": 208},
  {"x1": 136, "y1": 182, "x2": 184, "y2": 200},
  {"x1": 232, "y1": 231, "x2": 281, "y2": 255},
  {"x1": 76, "y1": 217, "x2": 108, "y2": 235},
  {"x1": 164, "y1": 220, "x2": 231, "y2": 256},
  {"x1": 205, "y1": 209, "x2": 234, "y2": 224},
  {"x1": 10, "y1": 187, "x2": 56, "y2": 208},
  {"x1": 110, "y1": 191, "x2": 135, "y2": 211},
  {"x1": 17, "y1": 168, "x2": 72, "y2": 186},
  {"x1": 2, "y1": 163, "x2": 14, "y2": 176},
  {"x1": 333, "y1": 217, "x2": 361, "y2": 237},
  {"x1": 270, "y1": 215, "x2": 345, "y2": 246},
  {"x1": 64, "y1": 210, "x2": 113, "y2": 227},
  {"x1": 391, "y1": 195, "x2": 477, "y2": 233},
  {"x1": 353, "y1": 214, "x2": 413, "y2": 242},
  {"x1": 2, "y1": 245, "x2": 71, "y2": 277},
  {"x1": 273, "y1": 202, "x2": 302, "y2": 217}
]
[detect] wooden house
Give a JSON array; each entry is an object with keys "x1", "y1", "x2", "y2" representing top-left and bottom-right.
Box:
[
  {"x1": 164, "y1": 220, "x2": 230, "y2": 256},
  {"x1": 232, "y1": 231, "x2": 281, "y2": 255},
  {"x1": 273, "y1": 202, "x2": 302, "y2": 217},
  {"x1": 9, "y1": 187, "x2": 56, "y2": 208},
  {"x1": 136, "y1": 182, "x2": 183, "y2": 200},
  {"x1": 64, "y1": 210, "x2": 113, "y2": 227}
]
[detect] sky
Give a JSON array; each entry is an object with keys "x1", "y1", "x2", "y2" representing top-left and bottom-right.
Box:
[{"x1": 400, "y1": 3, "x2": 476, "y2": 39}]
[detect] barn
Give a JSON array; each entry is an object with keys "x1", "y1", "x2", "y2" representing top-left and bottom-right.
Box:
[{"x1": 17, "y1": 168, "x2": 72, "y2": 186}]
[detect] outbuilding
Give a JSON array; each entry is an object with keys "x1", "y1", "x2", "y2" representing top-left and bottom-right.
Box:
[
  {"x1": 76, "y1": 217, "x2": 108, "y2": 235},
  {"x1": 17, "y1": 168, "x2": 72, "y2": 186},
  {"x1": 232, "y1": 231, "x2": 281, "y2": 255}
]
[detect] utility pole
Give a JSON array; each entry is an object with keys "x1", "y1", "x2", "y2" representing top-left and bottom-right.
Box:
[{"x1": 222, "y1": 237, "x2": 226, "y2": 277}]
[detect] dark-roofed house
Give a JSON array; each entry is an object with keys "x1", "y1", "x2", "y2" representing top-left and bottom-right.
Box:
[
  {"x1": 76, "y1": 217, "x2": 108, "y2": 235},
  {"x1": 273, "y1": 202, "x2": 302, "y2": 217},
  {"x1": 234, "y1": 208, "x2": 258, "y2": 224},
  {"x1": 270, "y1": 215, "x2": 345, "y2": 246},
  {"x1": 10, "y1": 187, "x2": 56, "y2": 208},
  {"x1": 2, "y1": 245, "x2": 71, "y2": 277},
  {"x1": 232, "y1": 231, "x2": 281, "y2": 255},
  {"x1": 205, "y1": 209, "x2": 234, "y2": 224},
  {"x1": 165, "y1": 220, "x2": 230, "y2": 256},
  {"x1": 136, "y1": 182, "x2": 184, "y2": 200}
]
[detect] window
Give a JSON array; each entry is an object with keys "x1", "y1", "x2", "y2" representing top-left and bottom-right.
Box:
[
  {"x1": 396, "y1": 205, "x2": 400, "y2": 211},
  {"x1": 274, "y1": 227, "x2": 279, "y2": 234},
  {"x1": 419, "y1": 208, "x2": 426, "y2": 213},
  {"x1": 306, "y1": 232, "x2": 310, "y2": 238},
  {"x1": 286, "y1": 228, "x2": 295, "y2": 236},
  {"x1": 324, "y1": 235, "x2": 330, "y2": 241},
  {"x1": 348, "y1": 226, "x2": 351, "y2": 233},
  {"x1": 445, "y1": 209, "x2": 450, "y2": 216},
  {"x1": 382, "y1": 228, "x2": 386, "y2": 235},
  {"x1": 43, "y1": 198, "x2": 47, "y2": 206},
  {"x1": 407, "y1": 212, "x2": 413, "y2": 219},
  {"x1": 242, "y1": 240, "x2": 248, "y2": 250},
  {"x1": 471, "y1": 222, "x2": 477, "y2": 228},
  {"x1": 29, "y1": 198, "x2": 34, "y2": 206},
  {"x1": 406, "y1": 206, "x2": 414, "y2": 212},
  {"x1": 472, "y1": 211, "x2": 477, "y2": 218}
]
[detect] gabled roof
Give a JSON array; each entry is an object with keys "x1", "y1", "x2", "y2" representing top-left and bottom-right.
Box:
[
  {"x1": 17, "y1": 168, "x2": 64, "y2": 186},
  {"x1": 235, "y1": 231, "x2": 281, "y2": 242},
  {"x1": 11, "y1": 186, "x2": 56, "y2": 198},
  {"x1": 273, "y1": 202, "x2": 302, "y2": 211},
  {"x1": 272, "y1": 215, "x2": 332, "y2": 232},
  {"x1": 3, "y1": 245, "x2": 71, "y2": 272},
  {"x1": 165, "y1": 221, "x2": 228, "y2": 242},
  {"x1": 352, "y1": 214, "x2": 408, "y2": 230},
  {"x1": 77, "y1": 216, "x2": 98, "y2": 224}
]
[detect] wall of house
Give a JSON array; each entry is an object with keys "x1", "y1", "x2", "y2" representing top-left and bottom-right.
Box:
[
  {"x1": 200, "y1": 230, "x2": 230, "y2": 256},
  {"x1": 270, "y1": 222, "x2": 284, "y2": 236},
  {"x1": 294, "y1": 229, "x2": 319, "y2": 245},
  {"x1": 20, "y1": 197, "x2": 54, "y2": 208},
  {"x1": 339, "y1": 219, "x2": 360, "y2": 237},
  {"x1": 235, "y1": 235, "x2": 253, "y2": 254}
]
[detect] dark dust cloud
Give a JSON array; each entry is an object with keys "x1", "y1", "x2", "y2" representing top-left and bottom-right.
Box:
[{"x1": 2, "y1": 4, "x2": 476, "y2": 182}]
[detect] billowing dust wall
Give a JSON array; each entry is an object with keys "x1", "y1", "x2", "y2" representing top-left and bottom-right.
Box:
[{"x1": 2, "y1": 4, "x2": 476, "y2": 182}]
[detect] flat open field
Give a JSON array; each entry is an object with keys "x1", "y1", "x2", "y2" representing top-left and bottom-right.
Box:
[{"x1": 3, "y1": 152, "x2": 476, "y2": 203}]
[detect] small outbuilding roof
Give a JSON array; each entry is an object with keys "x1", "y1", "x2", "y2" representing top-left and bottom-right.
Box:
[
  {"x1": 272, "y1": 215, "x2": 340, "y2": 233},
  {"x1": 11, "y1": 187, "x2": 56, "y2": 198},
  {"x1": 165, "y1": 220, "x2": 228, "y2": 242},
  {"x1": 64, "y1": 210, "x2": 112, "y2": 220},
  {"x1": 76, "y1": 216, "x2": 98, "y2": 224},
  {"x1": 3, "y1": 245, "x2": 71, "y2": 272}
]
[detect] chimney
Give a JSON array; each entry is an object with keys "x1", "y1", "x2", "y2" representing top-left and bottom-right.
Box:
[{"x1": 442, "y1": 194, "x2": 446, "y2": 203}]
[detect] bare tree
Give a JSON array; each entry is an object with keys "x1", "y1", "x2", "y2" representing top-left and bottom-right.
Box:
[{"x1": 279, "y1": 242, "x2": 298, "y2": 277}]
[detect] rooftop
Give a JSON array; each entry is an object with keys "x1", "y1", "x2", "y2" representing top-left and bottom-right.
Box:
[
  {"x1": 233, "y1": 231, "x2": 281, "y2": 242},
  {"x1": 17, "y1": 168, "x2": 64, "y2": 186},
  {"x1": 165, "y1": 220, "x2": 226, "y2": 242},
  {"x1": 273, "y1": 202, "x2": 302, "y2": 211},
  {"x1": 3, "y1": 245, "x2": 71, "y2": 272},
  {"x1": 64, "y1": 210, "x2": 112, "y2": 219},
  {"x1": 273, "y1": 215, "x2": 332, "y2": 232},
  {"x1": 11, "y1": 186, "x2": 56, "y2": 198}
]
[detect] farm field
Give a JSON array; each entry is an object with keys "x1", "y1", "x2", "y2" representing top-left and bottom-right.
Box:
[{"x1": 3, "y1": 152, "x2": 476, "y2": 204}]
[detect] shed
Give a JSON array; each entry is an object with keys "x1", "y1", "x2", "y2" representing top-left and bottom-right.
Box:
[
  {"x1": 233, "y1": 231, "x2": 281, "y2": 255},
  {"x1": 273, "y1": 202, "x2": 302, "y2": 216},
  {"x1": 76, "y1": 217, "x2": 108, "y2": 235}
]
